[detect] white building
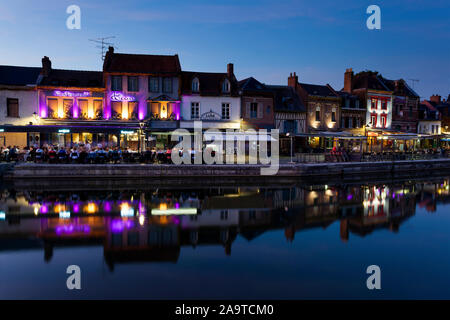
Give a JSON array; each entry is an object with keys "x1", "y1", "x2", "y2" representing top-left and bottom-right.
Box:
[
  {"x1": 0, "y1": 65, "x2": 41, "y2": 147},
  {"x1": 180, "y1": 64, "x2": 241, "y2": 131}
]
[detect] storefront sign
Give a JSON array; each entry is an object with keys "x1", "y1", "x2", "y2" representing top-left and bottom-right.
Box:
[
  {"x1": 200, "y1": 111, "x2": 222, "y2": 121},
  {"x1": 121, "y1": 130, "x2": 135, "y2": 135},
  {"x1": 58, "y1": 129, "x2": 71, "y2": 133},
  {"x1": 54, "y1": 90, "x2": 90, "y2": 97},
  {"x1": 111, "y1": 92, "x2": 136, "y2": 102},
  {"x1": 0, "y1": 129, "x2": 4, "y2": 132}
]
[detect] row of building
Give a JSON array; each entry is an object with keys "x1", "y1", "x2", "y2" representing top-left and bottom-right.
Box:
[{"x1": 1, "y1": 47, "x2": 449, "y2": 153}]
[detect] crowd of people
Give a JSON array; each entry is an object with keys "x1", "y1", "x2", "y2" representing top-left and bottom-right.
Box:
[{"x1": 0, "y1": 144, "x2": 183, "y2": 164}]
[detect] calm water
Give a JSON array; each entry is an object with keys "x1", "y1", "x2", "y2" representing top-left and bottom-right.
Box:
[{"x1": 0, "y1": 177, "x2": 449, "y2": 299}]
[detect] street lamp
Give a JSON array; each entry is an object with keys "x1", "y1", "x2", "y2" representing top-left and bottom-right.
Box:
[
  {"x1": 286, "y1": 132, "x2": 294, "y2": 163},
  {"x1": 139, "y1": 121, "x2": 145, "y2": 153}
]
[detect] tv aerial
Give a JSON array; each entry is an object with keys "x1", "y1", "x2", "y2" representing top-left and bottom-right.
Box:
[{"x1": 89, "y1": 36, "x2": 116, "y2": 60}]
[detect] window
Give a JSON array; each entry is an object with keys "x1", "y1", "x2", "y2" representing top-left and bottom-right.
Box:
[
  {"x1": 6, "y1": 98, "x2": 19, "y2": 118},
  {"x1": 222, "y1": 103, "x2": 230, "y2": 119},
  {"x1": 395, "y1": 104, "x2": 400, "y2": 116},
  {"x1": 409, "y1": 105, "x2": 413, "y2": 117},
  {"x1": 266, "y1": 105, "x2": 271, "y2": 114},
  {"x1": 62, "y1": 99, "x2": 73, "y2": 118},
  {"x1": 111, "y1": 101, "x2": 122, "y2": 119},
  {"x1": 79, "y1": 99, "x2": 88, "y2": 118},
  {"x1": 371, "y1": 99, "x2": 377, "y2": 110},
  {"x1": 220, "y1": 210, "x2": 228, "y2": 220},
  {"x1": 356, "y1": 118, "x2": 361, "y2": 128},
  {"x1": 111, "y1": 76, "x2": 122, "y2": 91},
  {"x1": 163, "y1": 78, "x2": 173, "y2": 93},
  {"x1": 348, "y1": 116, "x2": 353, "y2": 128},
  {"x1": 94, "y1": 100, "x2": 103, "y2": 118},
  {"x1": 315, "y1": 107, "x2": 320, "y2": 122},
  {"x1": 47, "y1": 98, "x2": 58, "y2": 118},
  {"x1": 355, "y1": 100, "x2": 360, "y2": 108},
  {"x1": 345, "y1": 99, "x2": 350, "y2": 108},
  {"x1": 222, "y1": 79, "x2": 230, "y2": 93},
  {"x1": 250, "y1": 103, "x2": 258, "y2": 118},
  {"x1": 284, "y1": 120, "x2": 297, "y2": 134},
  {"x1": 191, "y1": 102, "x2": 200, "y2": 119},
  {"x1": 128, "y1": 76, "x2": 139, "y2": 92},
  {"x1": 370, "y1": 113, "x2": 377, "y2": 126},
  {"x1": 381, "y1": 100, "x2": 387, "y2": 110},
  {"x1": 128, "y1": 101, "x2": 138, "y2": 119},
  {"x1": 149, "y1": 77, "x2": 159, "y2": 92},
  {"x1": 331, "y1": 108, "x2": 336, "y2": 122},
  {"x1": 192, "y1": 78, "x2": 199, "y2": 92},
  {"x1": 380, "y1": 114, "x2": 387, "y2": 128}
]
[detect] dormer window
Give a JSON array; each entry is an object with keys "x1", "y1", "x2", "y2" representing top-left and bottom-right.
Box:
[
  {"x1": 192, "y1": 77, "x2": 199, "y2": 93},
  {"x1": 222, "y1": 79, "x2": 230, "y2": 93}
]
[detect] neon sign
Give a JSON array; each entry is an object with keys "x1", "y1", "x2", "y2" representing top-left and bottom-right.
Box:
[
  {"x1": 54, "y1": 91, "x2": 90, "y2": 97},
  {"x1": 58, "y1": 129, "x2": 70, "y2": 133},
  {"x1": 110, "y1": 92, "x2": 136, "y2": 102}
]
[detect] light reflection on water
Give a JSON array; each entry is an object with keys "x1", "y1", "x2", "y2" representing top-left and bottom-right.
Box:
[{"x1": 0, "y1": 178, "x2": 449, "y2": 299}]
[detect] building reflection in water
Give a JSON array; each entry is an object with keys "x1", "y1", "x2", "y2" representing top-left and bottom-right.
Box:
[{"x1": 0, "y1": 179, "x2": 449, "y2": 271}]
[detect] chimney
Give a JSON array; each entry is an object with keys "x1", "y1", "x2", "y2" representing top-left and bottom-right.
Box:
[
  {"x1": 227, "y1": 63, "x2": 234, "y2": 77},
  {"x1": 41, "y1": 56, "x2": 52, "y2": 76},
  {"x1": 344, "y1": 68, "x2": 354, "y2": 93},
  {"x1": 430, "y1": 94, "x2": 442, "y2": 104},
  {"x1": 103, "y1": 46, "x2": 115, "y2": 71},
  {"x1": 288, "y1": 72, "x2": 298, "y2": 90}
]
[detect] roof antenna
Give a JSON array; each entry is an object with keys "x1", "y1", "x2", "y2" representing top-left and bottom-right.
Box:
[
  {"x1": 408, "y1": 79, "x2": 419, "y2": 89},
  {"x1": 89, "y1": 36, "x2": 116, "y2": 61}
]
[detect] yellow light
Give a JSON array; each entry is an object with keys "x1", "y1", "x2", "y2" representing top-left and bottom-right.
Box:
[
  {"x1": 85, "y1": 202, "x2": 98, "y2": 214},
  {"x1": 139, "y1": 215, "x2": 145, "y2": 226},
  {"x1": 54, "y1": 204, "x2": 66, "y2": 213},
  {"x1": 87, "y1": 107, "x2": 94, "y2": 119},
  {"x1": 159, "y1": 203, "x2": 167, "y2": 211},
  {"x1": 34, "y1": 206, "x2": 39, "y2": 216},
  {"x1": 151, "y1": 208, "x2": 197, "y2": 215},
  {"x1": 58, "y1": 108, "x2": 64, "y2": 118}
]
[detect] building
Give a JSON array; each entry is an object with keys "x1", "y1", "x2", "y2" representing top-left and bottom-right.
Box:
[
  {"x1": 418, "y1": 102, "x2": 441, "y2": 135},
  {"x1": 35, "y1": 56, "x2": 114, "y2": 148},
  {"x1": 103, "y1": 47, "x2": 182, "y2": 149},
  {"x1": 288, "y1": 72, "x2": 341, "y2": 133},
  {"x1": 344, "y1": 69, "x2": 394, "y2": 131},
  {"x1": 380, "y1": 78, "x2": 420, "y2": 133},
  {"x1": 265, "y1": 84, "x2": 306, "y2": 154},
  {"x1": 425, "y1": 94, "x2": 450, "y2": 133},
  {"x1": 180, "y1": 63, "x2": 241, "y2": 131},
  {"x1": 336, "y1": 90, "x2": 365, "y2": 135},
  {"x1": 0, "y1": 65, "x2": 41, "y2": 147},
  {"x1": 238, "y1": 77, "x2": 274, "y2": 131}
]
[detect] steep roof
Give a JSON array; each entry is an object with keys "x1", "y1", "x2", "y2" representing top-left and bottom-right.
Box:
[
  {"x1": 352, "y1": 71, "x2": 391, "y2": 91},
  {"x1": 181, "y1": 71, "x2": 239, "y2": 96},
  {"x1": 379, "y1": 78, "x2": 419, "y2": 98},
  {"x1": 103, "y1": 49, "x2": 181, "y2": 74},
  {"x1": 299, "y1": 82, "x2": 338, "y2": 98},
  {"x1": 266, "y1": 85, "x2": 306, "y2": 112},
  {"x1": 0, "y1": 65, "x2": 41, "y2": 86},
  {"x1": 238, "y1": 77, "x2": 270, "y2": 92},
  {"x1": 38, "y1": 69, "x2": 104, "y2": 88}
]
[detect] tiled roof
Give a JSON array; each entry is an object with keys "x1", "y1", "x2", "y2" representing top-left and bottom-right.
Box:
[
  {"x1": 0, "y1": 65, "x2": 41, "y2": 86},
  {"x1": 238, "y1": 77, "x2": 270, "y2": 92},
  {"x1": 379, "y1": 78, "x2": 419, "y2": 98},
  {"x1": 266, "y1": 85, "x2": 306, "y2": 112},
  {"x1": 181, "y1": 71, "x2": 239, "y2": 96},
  {"x1": 299, "y1": 82, "x2": 338, "y2": 98},
  {"x1": 39, "y1": 69, "x2": 104, "y2": 88},
  {"x1": 103, "y1": 51, "x2": 181, "y2": 74},
  {"x1": 352, "y1": 71, "x2": 391, "y2": 91}
]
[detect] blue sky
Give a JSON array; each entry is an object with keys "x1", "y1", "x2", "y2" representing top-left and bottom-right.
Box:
[{"x1": 1, "y1": 0, "x2": 449, "y2": 99}]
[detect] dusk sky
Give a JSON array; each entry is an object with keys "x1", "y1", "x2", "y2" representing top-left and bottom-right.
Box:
[{"x1": 1, "y1": 0, "x2": 449, "y2": 99}]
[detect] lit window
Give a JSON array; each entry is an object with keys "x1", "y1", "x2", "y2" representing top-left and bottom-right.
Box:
[{"x1": 315, "y1": 107, "x2": 320, "y2": 122}]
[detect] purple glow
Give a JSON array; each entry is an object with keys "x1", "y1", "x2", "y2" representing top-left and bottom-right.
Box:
[
  {"x1": 40, "y1": 109, "x2": 47, "y2": 118},
  {"x1": 346, "y1": 195, "x2": 353, "y2": 201},
  {"x1": 110, "y1": 219, "x2": 134, "y2": 233},
  {"x1": 73, "y1": 203, "x2": 80, "y2": 213},
  {"x1": 103, "y1": 201, "x2": 112, "y2": 212},
  {"x1": 139, "y1": 112, "x2": 144, "y2": 120},
  {"x1": 110, "y1": 92, "x2": 135, "y2": 102},
  {"x1": 40, "y1": 205, "x2": 48, "y2": 214},
  {"x1": 55, "y1": 224, "x2": 91, "y2": 235},
  {"x1": 175, "y1": 202, "x2": 180, "y2": 209},
  {"x1": 54, "y1": 90, "x2": 90, "y2": 97}
]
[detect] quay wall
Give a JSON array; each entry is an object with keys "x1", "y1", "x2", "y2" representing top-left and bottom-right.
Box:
[{"x1": 4, "y1": 159, "x2": 450, "y2": 181}]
